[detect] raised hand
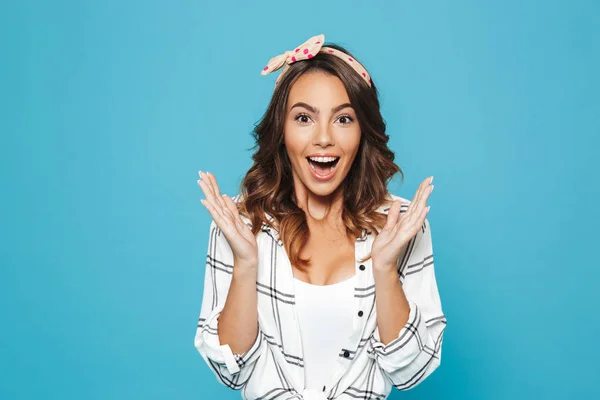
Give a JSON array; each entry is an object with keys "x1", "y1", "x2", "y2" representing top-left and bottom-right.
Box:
[
  {"x1": 197, "y1": 170, "x2": 258, "y2": 269},
  {"x1": 371, "y1": 176, "x2": 434, "y2": 271}
]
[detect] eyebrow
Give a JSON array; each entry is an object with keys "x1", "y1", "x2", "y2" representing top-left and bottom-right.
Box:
[{"x1": 289, "y1": 102, "x2": 353, "y2": 115}]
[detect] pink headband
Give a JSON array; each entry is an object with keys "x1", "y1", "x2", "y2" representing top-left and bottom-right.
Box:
[{"x1": 260, "y1": 34, "x2": 372, "y2": 88}]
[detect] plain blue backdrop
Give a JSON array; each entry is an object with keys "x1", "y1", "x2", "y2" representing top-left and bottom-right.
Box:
[{"x1": 1, "y1": 0, "x2": 599, "y2": 399}]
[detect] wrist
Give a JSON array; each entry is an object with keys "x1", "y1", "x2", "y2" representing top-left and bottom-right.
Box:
[
  {"x1": 372, "y1": 264, "x2": 399, "y2": 279},
  {"x1": 234, "y1": 254, "x2": 257, "y2": 266},
  {"x1": 371, "y1": 258, "x2": 397, "y2": 272},
  {"x1": 233, "y1": 258, "x2": 258, "y2": 276}
]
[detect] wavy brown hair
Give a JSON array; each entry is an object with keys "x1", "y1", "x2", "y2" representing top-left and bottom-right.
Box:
[{"x1": 237, "y1": 41, "x2": 403, "y2": 270}]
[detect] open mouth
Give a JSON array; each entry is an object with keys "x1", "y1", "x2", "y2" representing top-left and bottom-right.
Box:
[{"x1": 306, "y1": 156, "x2": 340, "y2": 179}]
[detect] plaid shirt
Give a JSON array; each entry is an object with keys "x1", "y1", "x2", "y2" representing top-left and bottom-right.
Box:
[{"x1": 194, "y1": 193, "x2": 447, "y2": 400}]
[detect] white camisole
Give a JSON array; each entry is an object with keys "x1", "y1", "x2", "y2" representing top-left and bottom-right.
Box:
[{"x1": 293, "y1": 273, "x2": 356, "y2": 391}]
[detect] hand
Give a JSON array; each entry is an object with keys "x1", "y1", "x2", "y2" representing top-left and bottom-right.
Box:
[
  {"x1": 371, "y1": 176, "x2": 434, "y2": 271},
  {"x1": 197, "y1": 170, "x2": 259, "y2": 268}
]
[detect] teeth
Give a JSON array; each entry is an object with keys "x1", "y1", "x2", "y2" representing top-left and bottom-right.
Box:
[
  {"x1": 308, "y1": 156, "x2": 338, "y2": 163},
  {"x1": 308, "y1": 160, "x2": 336, "y2": 174}
]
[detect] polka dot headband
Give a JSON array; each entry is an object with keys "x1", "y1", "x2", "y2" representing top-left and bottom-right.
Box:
[{"x1": 260, "y1": 34, "x2": 372, "y2": 87}]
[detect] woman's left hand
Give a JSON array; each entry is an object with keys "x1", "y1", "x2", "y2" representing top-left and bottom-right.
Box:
[{"x1": 371, "y1": 176, "x2": 434, "y2": 272}]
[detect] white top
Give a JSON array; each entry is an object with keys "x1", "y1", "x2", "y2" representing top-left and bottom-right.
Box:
[
  {"x1": 194, "y1": 193, "x2": 447, "y2": 399},
  {"x1": 293, "y1": 274, "x2": 357, "y2": 391}
]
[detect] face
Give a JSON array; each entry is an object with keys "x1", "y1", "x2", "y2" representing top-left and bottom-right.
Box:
[{"x1": 283, "y1": 71, "x2": 361, "y2": 199}]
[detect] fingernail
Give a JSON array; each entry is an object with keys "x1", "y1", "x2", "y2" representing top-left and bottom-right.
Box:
[
  {"x1": 430, "y1": 176, "x2": 434, "y2": 184},
  {"x1": 427, "y1": 206, "x2": 431, "y2": 212},
  {"x1": 431, "y1": 184, "x2": 434, "y2": 192},
  {"x1": 198, "y1": 170, "x2": 203, "y2": 178},
  {"x1": 200, "y1": 199, "x2": 205, "y2": 205}
]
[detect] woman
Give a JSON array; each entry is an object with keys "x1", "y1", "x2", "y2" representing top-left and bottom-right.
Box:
[{"x1": 194, "y1": 34, "x2": 447, "y2": 400}]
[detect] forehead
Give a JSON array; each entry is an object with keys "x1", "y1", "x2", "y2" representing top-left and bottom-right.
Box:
[{"x1": 287, "y1": 71, "x2": 350, "y2": 108}]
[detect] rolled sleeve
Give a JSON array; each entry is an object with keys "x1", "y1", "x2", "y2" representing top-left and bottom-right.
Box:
[
  {"x1": 195, "y1": 307, "x2": 265, "y2": 376},
  {"x1": 193, "y1": 220, "x2": 266, "y2": 389},
  {"x1": 368, "y1": 218, "x2": 448, "y2": 390},
  {"x1": 369, "y1": 300, "x2": 430, "y2": 370}
]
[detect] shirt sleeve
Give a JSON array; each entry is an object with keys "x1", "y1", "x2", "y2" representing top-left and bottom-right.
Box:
[
  {"x1": 193, "y1": 220, "x2": 266, "y2": 390},
  {"x1": 368, "y1": 218, "x2": 447, "y2": 390}
]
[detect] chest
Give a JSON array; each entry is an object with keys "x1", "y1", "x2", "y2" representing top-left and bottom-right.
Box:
[
  {"x1": 292, "y1": 230, "x2": 357, "y2": 286},
  {"x1": 254, "y1": 227, "x2": 378, "y2": 393}
]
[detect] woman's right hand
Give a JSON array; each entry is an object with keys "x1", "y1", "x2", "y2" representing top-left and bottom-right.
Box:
[{"x1": 198, "y1": 170, "x2": 258, "y2": 269}]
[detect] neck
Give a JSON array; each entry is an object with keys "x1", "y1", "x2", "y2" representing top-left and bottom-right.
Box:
[{"x1": 293, "y1": 181, "x2": 344, "y2": 225}]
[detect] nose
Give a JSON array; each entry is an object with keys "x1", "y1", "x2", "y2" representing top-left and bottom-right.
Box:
[{"x1": 312, "y1": 123, "x2": 334, "y2": 148}]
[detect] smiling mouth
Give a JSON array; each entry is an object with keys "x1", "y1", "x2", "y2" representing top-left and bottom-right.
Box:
[{"x1": 306, "y1": 157, "x2": 340, "y2": 177}]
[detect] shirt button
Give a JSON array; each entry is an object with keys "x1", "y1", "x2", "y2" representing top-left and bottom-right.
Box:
[
  {"x1": 343, "y1": 350, "x2": 350, "y2": 358},
  {"x1": 358, "y1": 310, "x2": 363, "y2": 317},
  {"x1": 359, "y1": 264, "x2": 365, "y2": 270}
]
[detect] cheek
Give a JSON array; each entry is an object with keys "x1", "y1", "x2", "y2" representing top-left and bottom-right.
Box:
[
  {"x1": 283, "y1": 136, "x2": 303, "y2": 165},
  {"x1": 340, "y1": 130, "x2": 362, "y2": 157},
  {"x1": 283, "y1": 125, "x2": 308, "y2": 158}
]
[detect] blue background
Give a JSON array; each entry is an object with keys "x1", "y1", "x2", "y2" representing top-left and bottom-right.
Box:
[{"x1": 1, "y1": 0, "x2": 599, "y2": 399}]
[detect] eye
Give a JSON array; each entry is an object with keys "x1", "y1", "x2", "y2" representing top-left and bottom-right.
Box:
[
  {"x1": 294, "y1": 113, "x2": 312, "y2": 125},
  {"x1": 337, "y1": 114, "x2": 354, "y2": 125}
]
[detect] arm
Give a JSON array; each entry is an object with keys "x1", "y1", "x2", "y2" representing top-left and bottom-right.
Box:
[
  {"x1": 194, "y1": 221, "x2": 266, "y2": 390},
  {"x1": 369, "y1": 218, "x2": 447, "y2": 390}
]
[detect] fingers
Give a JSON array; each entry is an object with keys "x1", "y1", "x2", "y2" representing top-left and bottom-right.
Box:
[
  {"x1": 203, "y1": 171, "x2": 228, "y2": 211},
  {"x1": 420, "y1": 200, "x2": 430, "y2": 223},
  {"x1": 198, "y1": 172, "x2": 217, "y2": 211},
  {"x1": 408, "y1": 200, "x2": 430, "y2": 241},
  {"x1": 392, "y1": 176, "x2": 433, "y2": 243},
  {"x1": 222, "y1": 194, "x2": 246, "y2": 230},
  {"x1": 414, "y1": 176, "x2": 433, "y2": 219},
  {"x1": 206, "y1": 173, "x2": 240, "y2": 224},
  {"x1": 199, "y1": 184, "x2": 226, "y2": 220},
  {"x1": 198, "y1": 171, "x2": 228, "y2": 213},
  {"x1": 222, "y1": 194, "x2": 241, "y2": 219},
  {"x1": 411, "y1": 176, "x2": 432, "y2": 210},
  {"x1": 198, "y1": 171, "x2": 235, "y2": 226},
  {"x1": 384, "y1": 200, "x2": 402, "y2": 230},
  {"x1": 200, "y1": 195, "x2": 230, "y2": 229},
  {"x1": 406, "y1": 176, "x2": 433, "y2": 221},
  {"x1": 197, "y1": 171, "x2": 216, "y2": 203}
]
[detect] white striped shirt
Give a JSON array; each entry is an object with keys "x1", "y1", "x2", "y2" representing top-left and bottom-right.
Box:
[{"x1": 194, "y1": 193, "x2": 447, "y2": 400}]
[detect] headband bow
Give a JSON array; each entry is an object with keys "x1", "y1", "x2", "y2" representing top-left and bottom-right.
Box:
[{"x1": 260, "y1": 34, "x2": 372, "y2": 87}]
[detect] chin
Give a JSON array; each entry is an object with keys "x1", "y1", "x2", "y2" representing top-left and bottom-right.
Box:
[
  {"x1": 307, "y1": 184, "x2": 340, "y2": 198},
  {"x1": 303, "y1": 172, "x2": 347, "y2": 198}
]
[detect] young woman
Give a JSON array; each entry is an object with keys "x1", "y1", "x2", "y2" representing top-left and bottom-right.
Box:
[{"x1": 194, "y1": 34, "x2": 447, "y2": 400}]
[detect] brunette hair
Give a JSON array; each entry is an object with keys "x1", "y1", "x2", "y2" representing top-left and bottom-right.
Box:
[{"x1": 237, "y1": 41, "x2": 403, "y2": 269}]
